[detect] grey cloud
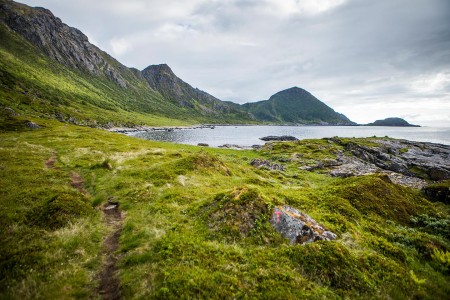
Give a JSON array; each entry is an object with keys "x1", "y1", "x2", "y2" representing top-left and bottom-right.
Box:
[{"x1": 17, "y1": 0, "x2": 450, "y2": 126}]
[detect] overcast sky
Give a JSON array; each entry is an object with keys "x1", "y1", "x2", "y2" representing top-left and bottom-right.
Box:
[{"x1": 18, "y1": 0, "x2": 450, "y2": 126}]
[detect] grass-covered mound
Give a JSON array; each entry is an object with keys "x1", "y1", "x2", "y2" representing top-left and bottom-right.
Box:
[
  {"x1": 202, "y1": 187, "x2": 283, "y2": 244},
  {"x1": 28, "y1": 192, "x2": 94, "y2": 229},
  {"x1": 328, "y1": 174, "x2": 436, "y2": 224},
  {"x1": 0, "y1": 122, "x2": 449, "y2": 299}
]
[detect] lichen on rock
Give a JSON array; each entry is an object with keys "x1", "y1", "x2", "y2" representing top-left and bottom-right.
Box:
[{"x1": 271, "y1": 206, "x2": 337, "y2": 244}]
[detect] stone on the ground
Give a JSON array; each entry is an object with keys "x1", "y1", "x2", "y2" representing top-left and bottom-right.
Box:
[
  {"x1": 25, "y1": 121, "x2": 40, "y2": 129},
  {"x1": 250, "y1": 159, "x2": 284, "y2": 171},
  {"x1": 271, "y1": 206, "x2": 337, "y2": 244}
]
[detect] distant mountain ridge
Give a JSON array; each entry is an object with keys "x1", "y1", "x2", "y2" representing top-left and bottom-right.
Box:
[
  {"x1": 142, "y1": 64, "x2": 248, "y2": 117},
  {"x1": 0, "y1": 0, "x2": 354, "y2": 127},
  {"x1": 243, "y1": 87, "x2": 355, "y2": 125}
]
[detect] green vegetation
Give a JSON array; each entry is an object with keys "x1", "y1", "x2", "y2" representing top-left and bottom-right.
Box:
[
  {"x1": 242, "y1": 87, "x2": 354, "y2": 125},
  {"x1": 367, "y1": 117, "x2": 419, "y2": 127},
  {"x1": 0, "y1": 22, "x2": 252, "y2": 127},
  {"x1": 1, "y1": 1, "x2": 448, "y2": 298},
  {"x1": 1, "y1": 117, "x2": 449, "y2": 299}
]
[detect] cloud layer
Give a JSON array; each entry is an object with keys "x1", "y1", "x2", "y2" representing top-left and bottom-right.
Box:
[{"x1": 19, "y1": 0, "x2": 450, "y2": 126}]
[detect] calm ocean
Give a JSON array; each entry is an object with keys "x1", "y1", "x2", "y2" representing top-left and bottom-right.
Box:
[{"x1": 130, "y1": 126, "x2": 450, "y2": 147}]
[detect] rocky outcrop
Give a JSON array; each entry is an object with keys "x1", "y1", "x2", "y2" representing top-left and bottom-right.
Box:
[
  {"x1": 260, "y1": 135, "x2": 298, "y2": 142},
  {"x1": 0, "y1": 0, "x2": 128, "y2": 88},
  {"x1": 271, "y1": 206, "x2": 337, "y2": 244},
  {"x1": 250, "y1": 159, "x2": 284, "y2": 171},
  {"x1": 293, "y1": 138, "x2": 449, "y2": 189},
  {"x1": 341, "y1": 139, "x2": 450, "y2": 181}
]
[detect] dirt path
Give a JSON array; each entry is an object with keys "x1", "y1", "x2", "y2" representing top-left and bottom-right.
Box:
[
  {"x1": 98, "y1": 201, "x2": 123, "y2": 300},
  {"x1": 69, "y1": 171, "x2": 89, "y2": 195},
  {"x1": 45, "y1": 153, "x2": 57, "y2": 168},
  {"x1": 44, "y1": 154, "x2": 123, "y2": 298}
]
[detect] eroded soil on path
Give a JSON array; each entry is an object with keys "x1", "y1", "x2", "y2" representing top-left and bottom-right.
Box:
[
  {"x1": 44, "y1": 153, "x2": 57, "y2": 168},
  {"x1": 69, "y1": 171, "x2": 89, "y2": 195},
  {"x1": 98, "y1": 201, "x2": 123, "y2": 300}
]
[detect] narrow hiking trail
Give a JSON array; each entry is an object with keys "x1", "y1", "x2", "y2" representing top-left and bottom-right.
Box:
[
  {"x1": 45, "y1": 154, "x2": 124, "y2": 298},
  {"x1": 44, "y1": 153, "x2": 57, "y2": 169},
  {"x1": 98, "y1": 201, "x2": 123, "y2": 300}
]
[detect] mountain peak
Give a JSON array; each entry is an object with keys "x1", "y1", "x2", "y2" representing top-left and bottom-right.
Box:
[
  {"x1": 243, "y1": 87, "x2": 354, "y2": 125},
  {"x1": 285, "y1": 86, "x2": 304, "y2": 92},
  {"x1": 272, "y1": 87, "x2": 309, "y2": 98},
  {"x1": 143, "y1": 63, "x2": 173, "y2": 74}
]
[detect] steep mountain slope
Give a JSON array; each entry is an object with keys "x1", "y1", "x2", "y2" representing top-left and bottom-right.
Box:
[
  {"x1": 0, "y1": 0, "x2": 355, "y2": 127},
  {"x1": 0, "y1": 0, "x2": 129, "y2": 87},
  {"x1": 243, "y1": 87, "x2": 355, "y2": 125},
  {"x1": 142, "y1": 64, "x2": 251, "y2": 119},
  {"x1": 0, "y1": 0, "x2": 253, "y2": 125}
]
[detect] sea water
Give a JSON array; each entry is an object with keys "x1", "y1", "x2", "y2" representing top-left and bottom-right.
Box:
[{"x1": 130, "y1": 126, "x2": 450, "y2": 147}]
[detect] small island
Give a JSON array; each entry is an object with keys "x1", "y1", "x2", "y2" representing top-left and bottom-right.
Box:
[{"x1": 366, "y1": 117, "x2": 420, "y2": 127}]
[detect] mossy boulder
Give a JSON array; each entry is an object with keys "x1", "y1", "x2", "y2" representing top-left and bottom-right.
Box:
[
  {"x1": 202, "y1": 187, "x2": 282, "y2": 244},
  {"x1": 172, "y1": 152, "x2": 231, "y2": 176},
  {"x1": 271, "y1": 205, "x2": 337, "y2": 244}
]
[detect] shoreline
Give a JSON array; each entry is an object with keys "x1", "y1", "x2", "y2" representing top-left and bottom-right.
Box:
[{"x1": 108, "y1": 123, "x2": 428, "y2": 135}]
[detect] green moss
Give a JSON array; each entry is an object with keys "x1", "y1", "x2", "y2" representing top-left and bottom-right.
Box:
[
  {"x1": 368, "y1": 236, "x2": 407, "y2": 262},
  {"x1": 172, "y1": 152, "x2": 231, "y2": 176},
  {"x1": 329, "y1": 174, "x2": 435, "y2": 224},
  {"x1": 1, "y1": 124, "x2": 449, "y2": 299},
  {"x1": 29, "y1": 192, "x2": 94, "y2": 229},
  {"x1": 201, "y1": 187, "x2": 283, "y2": 244},
  {"x1": 284, "y1": 242, "x2": 372, "y2": 292},
  {"x1": 400, "y1": 147, "x2": 409, "y2": 154}
]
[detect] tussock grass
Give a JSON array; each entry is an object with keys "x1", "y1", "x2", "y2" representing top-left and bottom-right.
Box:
[{"x1": 1, "y1": 122, "x2": 449, "y2": 299}]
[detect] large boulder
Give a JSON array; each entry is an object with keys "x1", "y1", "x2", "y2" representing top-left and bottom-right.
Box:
[{"x1": 271, "y1": 206, "x2": 337, "y2": 244}]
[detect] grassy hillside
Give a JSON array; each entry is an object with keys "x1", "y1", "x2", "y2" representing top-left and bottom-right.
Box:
[
  {"x1": 0, "y1": 22, "x2": 254, "y2": 127},
  {"x1": 0, "y1": 23, "x2": 189, "y2": 127},
  {"x1": 243, "y1": 87, "x2": 354, "y2": 125},
  {"x1": 1, "y1": 115, "x2": 448, "y2": 299},
  {"x1": 367, "y1": 117, "x2": 419, "y2": 127}
]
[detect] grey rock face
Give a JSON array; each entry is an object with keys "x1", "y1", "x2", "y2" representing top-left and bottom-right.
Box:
[
  {"x1": 294, "y1": 138, "x2": 449, "y2": 189},
  {"x1": 271, "y1": 206, "x2": 337, "y2": 244},
  {"x1": 0, "y1": 1, "x2": 127, "y2": 88},
  {"x1": 250, "y1": 159, "x2": 285, "y2": 171},
  {"x1": 344, "y1": 140, "x2": 450, "y2": 181}
]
